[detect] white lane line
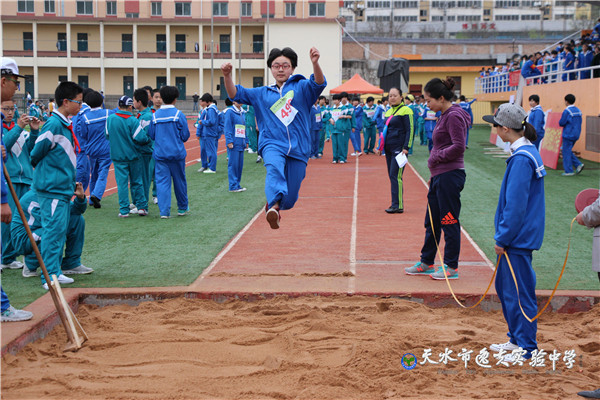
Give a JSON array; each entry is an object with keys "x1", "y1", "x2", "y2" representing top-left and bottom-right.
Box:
[
  {"x1": 406, "y1": 162, "x2": 494, "y2": 270},
  {"x1": 192, "y1": 208, "x2": 264, "y2": 285},
  {"x1": 348, "y1": 155, "x2": 359, "y2": 294}
]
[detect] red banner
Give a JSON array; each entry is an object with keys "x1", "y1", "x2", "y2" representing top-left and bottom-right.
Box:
[
  {"x1": 509, "y1": 71, "x2": 520, "y2": 87},
  {"x1": 539, "y1": 112, "x2": 563, "y2": 170}
]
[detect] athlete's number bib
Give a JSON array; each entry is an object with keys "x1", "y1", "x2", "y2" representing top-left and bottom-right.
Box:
[
  {"x1": 235, "y1": 124, "x2": 246, "y2": 138},
  {"x1": 270, "y1": 91, "x2": 298, "y2": 127},
  {"x1": 426, "y1": 110, "x2": 436, "y2": 119},
  {"x1": 315, "y1": 112, "x2": 321, "y2": 123},
  {"x1": 365, "y1": 110, "x2": 375, "y2": 119},
  {"x1": 331, "y1": 108, "x2": 342, "y2": 122}
]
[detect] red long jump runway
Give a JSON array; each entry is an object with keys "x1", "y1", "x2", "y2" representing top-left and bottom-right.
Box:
[{"x1": 190, "y1": 143, "x2": 495, "y2": 296}]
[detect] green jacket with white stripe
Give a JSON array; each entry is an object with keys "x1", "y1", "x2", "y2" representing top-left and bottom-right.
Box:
[
  {"x1": 106, "y1": 110, "x2": 149, "y2": 162},
  {"x1": 30, "y1": 111, "x2": 77, "y2": 201},
  {"x1": 2, "y1": 121, "x2": 38, "y2": 185}
]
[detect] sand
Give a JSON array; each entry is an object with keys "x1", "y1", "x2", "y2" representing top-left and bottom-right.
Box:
[{"x1": 1, "y1": 296, "x2": 599, "y2": 400}]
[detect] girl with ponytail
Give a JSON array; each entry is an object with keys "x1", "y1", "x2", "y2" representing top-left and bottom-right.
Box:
[{"x1": 482, "y1": 102, "x2": 546, "y2": 361}]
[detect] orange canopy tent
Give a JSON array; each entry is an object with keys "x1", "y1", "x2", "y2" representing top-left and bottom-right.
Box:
[{"x1": 329, "y1": 73, "x2": 384, "y2": 94}]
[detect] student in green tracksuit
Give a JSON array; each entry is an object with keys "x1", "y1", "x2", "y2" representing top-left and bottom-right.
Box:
[
  {"x1": 30, "y1": 81, "x2": 83, "y2": 289},
  {"x1": 1, "y1": 98, "x2": 39, "y2": 269},
  {"x1": 317, "y1": 96, "x2": 329, "y2": 157},
  {"x1": 339, "y1": 92, "x2": 355, "y2": 162},
  {"x1": 330, "y1": 93, "x2": 355, "y2": 163},
  {"x1": 243, "y1": 104, "x2": 258, "y2": 153},
  {"x1": 133, "y1": 88, "x2": 154, "y2": 206},
  {"x1": 362, "y1": 96, "x2": 377, "y2": 154},
  {"x1": 106, "y1": 96, "x2": 150, "y2": 217}
]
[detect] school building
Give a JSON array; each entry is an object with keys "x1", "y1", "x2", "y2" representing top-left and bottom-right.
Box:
[{"x1": 0, "y1": 0, "x2": 342, "y2": 102}]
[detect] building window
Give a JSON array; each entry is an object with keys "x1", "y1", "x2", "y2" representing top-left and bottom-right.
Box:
[
  {"x1": 420, "y1": 9, "x2": 427, "y2": 17},
  {"x1": 57, "y1": 32, "x2": 67, "y2": 51},
  {"x1": 253, "y1": 34, "x2": 263, "y2": 53},
  {"x1": 18, "y1": 0, "x2": 34, "y2": 12},
  {"x1": 220, "y1": 34, "x2": 230, "y2": 53},
  {"x1": 151, "y1": 1, "x2": 162, "y2": 16},
  {"x1": 23, "y1": 32, "x2": 33, "y2": 51},
  {"x1": 432, "y1": 1, "x2": 456, "y2": 7},
  {"x1": 483, "y1": 9, "x2": 491, "y2": 15},
  {"x1": 494, "y1": 14, "x2": 519, "y2": 20},
  {"x1": 106, "y1": 1, "x2": 117, "y2": 16},
  {"x1": 241, "y1": 2, "x2": 252, "y2": 16},
  {"x1": 521, "y1": 14, "x2": 540, "y2": 20},
  {"x1": 367, "y1": 1, "x2": 390, "y2": 7},
  {"x1": 175, "y1": 34, "x2": 186, "y2": 52},
  {"x1": 457, "y1": 0, "x2": 481, "y2": 7},
  {"x1": 393, "y1": 15, "x2": 418, "y2": 21},
  {"x1": 122, "y1": 34, "x2": 133, "y2": 52},
  {"x1": 309, "y1": 2, "x2": 325, "y2": 17},
  {"x1": 366, "y1": 15, "x2": 390, "y2": 21},
  {"x1": 156, "y1": 34, "x2": 166, "y2": 52},
  {"x1": 394, "y1": 1, "x2": 418, "y2": 8},
  {"x1": 125, "y1": 13, "x2": 139, "y2": 18},
  {"x1": 495, "y1": 0, "x2": 519, "y2": 8},
  {"x1": 285, "y1": 3, "x2": 296, "y2": 17},
  {"x1": 213, "y1": 2, "x2": 228, "y2": 16},
  {"x1": 457, "y1": 15, "x2": 481, "y2": 21},
  {"x1": 58, "y1": 75, "x2": 68, "y2": 83},
  {"x1": 78, "y1": 75, "x2": 89, "y2": 89},
  {"x1": 76, "y1": 1, "x2": 93, "y2": 15},
  {"x1": 77, "y1": 33, "x2": 88, "y2": 51},
  {"x1": 44, "y1": 0, "x2": 55, "y2": 13},
  {"x1": 253, "y1": 77, "x2": 264, "y2": 88},
  {"x1": 175, "y1": 2, "x2": 191, "y2": 16}
]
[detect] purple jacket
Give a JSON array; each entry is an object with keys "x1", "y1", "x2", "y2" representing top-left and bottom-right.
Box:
[{"x1": 427, "y1": 104, "x2": 470, "y2": 178}]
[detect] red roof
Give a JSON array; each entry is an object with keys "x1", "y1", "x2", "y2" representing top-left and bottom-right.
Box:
[{"x1": 330, "y1": 74, "x2": 384, "y2": 94}]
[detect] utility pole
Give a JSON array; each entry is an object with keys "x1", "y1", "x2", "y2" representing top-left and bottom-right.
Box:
[{"x1": 442, "y1": 1, "x2": 448, "y2": 39}]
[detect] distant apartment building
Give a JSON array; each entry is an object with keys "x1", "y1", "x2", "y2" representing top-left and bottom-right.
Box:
[{"x1": 1, "y1": 0, "x2": 342, "y2": 99}]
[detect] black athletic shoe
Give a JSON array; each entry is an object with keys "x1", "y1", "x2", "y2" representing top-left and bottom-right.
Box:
[
  {"x1": 385, "y1": 207, "x2": 404, "y2": 214},
  {"x1": 578, "y1": 389, "x2": 600, "y2": 399},
  {"x1": 90, "y1": 195, "x2": 101, "y2": 209}
]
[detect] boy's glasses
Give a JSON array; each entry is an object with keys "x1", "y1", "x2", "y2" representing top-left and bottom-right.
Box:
[
  {"x1": 68, "y1": 99, "x2": 82, "y2": 104},
  {"x1": 7, "y1": 77, "x2": 20, "y2": 90},
  {"x1": 1, "y1": 107, "x2": 14, "y2": 112},
  {"x1": 271, "y1": 63, "x2": 291, "y2": 71}
]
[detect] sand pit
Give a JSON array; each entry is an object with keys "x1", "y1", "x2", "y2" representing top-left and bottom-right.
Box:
[{"x1": 2, "y1": 296, "x2": 599, "y2": 400}]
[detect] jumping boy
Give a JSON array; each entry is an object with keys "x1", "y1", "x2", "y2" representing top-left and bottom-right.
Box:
[
  {"x1": 106, "y1": 96, "x2": 149, "y2": 217},
  {"x1": 30, "y1": 81, "x2": 83, "y2": 289},
  {"x1": 148, "y1": 86, "x2": 190, "y2": 218}
]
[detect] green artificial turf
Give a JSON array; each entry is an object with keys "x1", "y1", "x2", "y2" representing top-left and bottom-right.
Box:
[
  {"x1": 408, "y1": 125, "x2": 599, "y2": 291},
  {"x1": 2, "y1": 152, "x2": 267, "y2": 308}
]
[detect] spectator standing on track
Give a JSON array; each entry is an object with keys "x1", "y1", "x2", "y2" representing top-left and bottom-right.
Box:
[
  {"x1": 192, "y1": 92, "x2": 200, "y2": 113},
  {"x1": 198, "y1": 93, "x2": 219, "y2": 174},
  {"x1": 221, "y1": 46, "x2": 326, "y2": 229},
  {"x1": 405, "y1": 78, "x2": 469, "y2": 281},
  {"x1": 362, "y1": 96, "x2": 377, "y2": 154},
  {"x1": 458, "y1": 95, "x2": 476, "y2": 149},
  {"x1": 224, "y1": 100, "x2": 247, "y2": 192}
]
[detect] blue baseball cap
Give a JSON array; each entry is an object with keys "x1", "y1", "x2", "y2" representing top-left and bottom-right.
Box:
[{"x1": 118, "y1": 95, "x2": 133, "y2": 107}]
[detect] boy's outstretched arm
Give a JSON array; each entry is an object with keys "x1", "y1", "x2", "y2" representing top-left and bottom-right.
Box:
[
  {"x1": 310, "y1": 47, "x2": 324, "y2": 85},
  {"x1": 221, "y1": 63, "x2": 237, "y2": 100}
]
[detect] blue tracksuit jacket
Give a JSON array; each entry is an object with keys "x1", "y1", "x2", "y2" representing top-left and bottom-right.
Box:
[
  {"x1": 148, "y1": 105, "x2": 190, "y2": 161},
  {"x1": 495, "y1": 140, "x2": 545, "y2": 251},
  {"x1": 224, "y1": 106, "x2": 246, "y2": 150},
  {"x1": 374, "y1": 104, "x2": 386, "y2": 132},
  {"x1": 2, "y1": 120, "x2": 38, "y2": 185},
  {"x1": 232, "y1": 73, "x2": 327, "y2": 162},
  {"x1": 201, "y1": 104, "x2": 220, "y2": 138},
  {"x1": 353, "y1": 105, "x2": 363, "y2": 132},
  {"x1": 558, "y1": 105, "x2": 582, "y2": 141},
  {"x1": 81, "y1": 108, "x2": 111, "y2": 158},
  {"x1": 528, "y1": 105, "x2": 545, "y2": 139}
]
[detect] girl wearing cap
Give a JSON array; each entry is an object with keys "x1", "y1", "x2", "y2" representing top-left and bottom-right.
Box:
[
  {"x1": 483, "y1": 103, "x2": 545, "y2": 361},
  {"x1": 405, "y1": 78, "x2": 470, "y2": 280},
  {"x1": 220, "y1": 47, "x2": 326, "y2": 229}
]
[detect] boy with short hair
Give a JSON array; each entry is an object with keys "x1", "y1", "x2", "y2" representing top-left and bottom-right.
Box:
[
  {"x1": 133, "y1": 88, "x2": 154, "y2": 205},
  {"x1": 559, "y1": 94, "x2": 583, "y2": 176},
  {"x1": 350, "y1": 97, "x2": 363, "y2": 156},
  {"x1": 362, "y1": 97, "x2": 377, "y2": 154},
  {"x1": 527, "y1": 94, "x2": 545, "y2": 149},
  {"x1": 148, "y1": 86, "x2": 190, "y2": 218},
  {"x1": 30, "y1": 81, "x2": 83, "y2": 289},
  {"x1": 106, "y1": 96, "x2": 149, "y2": 217},
  {"x1": 224, "y1": 100, "x2": 247, "y2": 192},
  {"x1": 198, "y1": 93, "x2": 219, "y2": 174}
]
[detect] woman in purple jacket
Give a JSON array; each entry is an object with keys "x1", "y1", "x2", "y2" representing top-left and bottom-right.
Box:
[{"x1": 405, "y1": 78, "x2": 470, "y2": 280}]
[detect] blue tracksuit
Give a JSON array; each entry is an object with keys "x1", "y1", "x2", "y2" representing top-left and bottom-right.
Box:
[
  {"x1": 423, "y1": 108, "x2": 440, "y2": 152},
  {"x1": 521, "y1": 60, "x2": 541, "y2": 81},
  {"x1": 148, "y1": 105, "x2": 190, "y2": 216},
  {"x1": 30, "y1": 110, "x2": 78, "y2": 284},
  {"x1": 1, "y1": 113, "x2": 12, "y2": 311},
  {"x1": 1, "y1": 119, "x2": 38, "y2": 264},
  {"x1": 559, "y1": 105, "x2": 583, "y2": 173},
  {"x1": 200, "y1": 104, "x2": 220, "y2": 172},
  {"x1": 528, "y1": 105, "x2": 545, "y2": 149},
  {"x1": 136, "y1": 107, "x2": 155, "y2": 204},
  {"x1": 310, "y1": 105, "x2": 322, "y2": 158},
  {"x1": 72, "y1": 103, "x2": 91, "y2": 190},
  {"x1": 458, "y1": 99, "x2": 476, "y2": 146},
  {"x1": 11, "y1": 189, "x2": 87, "y2": 273},
  {"x1": 578, "y1": 50, "x2": 593, "y2": 79},
  {"x1": 562, "y1": 52, "x2": 575, "y2": 81},
  {"x1": 80, "y1": 107, "x2": 112, "y2": 201},
  {"x1": 351, "y1": 105, "x2": 363, "y2": 153},
  {"x1": 196, "y1": 108, "x2": 208, "y2": 169},
  {"x1": 233, "y1": 73, "x2": 326, "y2": 210},
  {"x1": 495, "y1": 139, "x2": 545, "y2": 355},
  {"x1": 374, "y1": 104, "x2": 386, "y2": 134},
  {"x1": 224, "y1": 105, "x2": 246, "y2": 191}
]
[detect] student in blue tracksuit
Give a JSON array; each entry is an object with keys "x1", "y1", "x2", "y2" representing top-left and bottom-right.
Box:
[
  {"x1": 133, "y1": 88, "x2": 155, "y2": 206},
  {"x1": 106, "y1": 96, "x2": 149, "y2": 217},
  {"x1": 423, "y1": 106, "x2": 440, "y2": 152},
  {"x1": 559, "y1": 93, "x2": 583, "y2": 176},
  {"x1": 72, "y1": 88, "x2": 93, "y2": 191},
  {"x1": 30, "y1": 81, "x2": 83, "y2": 289},
  {"x1": 350, "y1": 97, "x2": 363, "y2": 156},
  {"x1": 374, "y1": 97, "x2": 387, "y2": 144},
  {"x1": 198, "y1": 93, "x2": 220, "y2": 174},
  {"x1": 362, "y1": 97, "x2": 377, "y2": 154},
  {"x1": 222, "y1": 46, "x2": 326, "y2": 229},
  {"x1": 483, "y1": 103, "x2": 545, "y2": 361},
  {"x1": 15, "y1": 184, "x2": 93, "y2": 278},
  {"x1": 196, "y1": 102, "x2": 207, "y2": 172},
  {"x1": 458, "y1": 95, "x2": 476, "y2": 148},
  {"x1": 1, "y1": 98, "x2": 39, "y2": 269},
  {"x1": 527, "y1": 94, "x2": 545, "y2": 149},
  {"x1": 317, "y1": 96, "x2": 329, "y2": 157},
  {"x1": 224, "y1": 100, "x2": 247, "y2": 192},
  {"x1": 148, "y1": 86, "x2": 190, "y2": 218},
  {"x1": 404, "y1": 94, "x2": 418, "y2": 154},
  {"x1": 310, "y1": 100, "x2": 322, "y2": 159},
  {"x1": 79, "y1": 91, "x2": 112, "y2": 208}
]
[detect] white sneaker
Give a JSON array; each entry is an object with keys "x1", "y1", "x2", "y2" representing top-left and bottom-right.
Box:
[
  {"x1": 129, "y1": 207, "x2": 139, "y2": 214},
  {"x1": 1, "y1": 306, "x2": 33, "y2": 322},
  {"x1": 63, "y1": 265, "x2": 94, "y2": 275},
  {"x1": 203, "y1": 169, "x2": 216, "y2": 174},
  {"x1": 160, "y1": 215, "x2": 169, "y2": 219},
  {"x1": 22, "y1": 266, "x2": 38, "y2": 278},
  {"x1": 247, "y1": 149, "x2": 255, "y2": 153},
  {"x1": 129, "y1": 203, "x2": 136, "y2": 210},
  {"x1": 197, "y1": 167, "x2": 206, "y2": 172},
  {"x1": 1, "y1": 261, "x2": 24, "y2": 270},
  {"x1": 351, "y1": 152, "x2": 357, "y2": 156},
  {"x1": 490, "y1": 341, "x2": 519, "y2": 352},
  {"x1": 138, "y1": 209, "x2": 148, "y2": 216},
  {"x1": 152, "y1": 197, "x2": 158, "y2": 204},
  {"x1": 42, "y1": 274, "x2": 74, "y2": 290},
  {"x1": 229, "y1": 187, "x2": 247, "y2": 192},
  {"x1": 118, "y1": 213, "x2": 129, "y2": 218}
]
